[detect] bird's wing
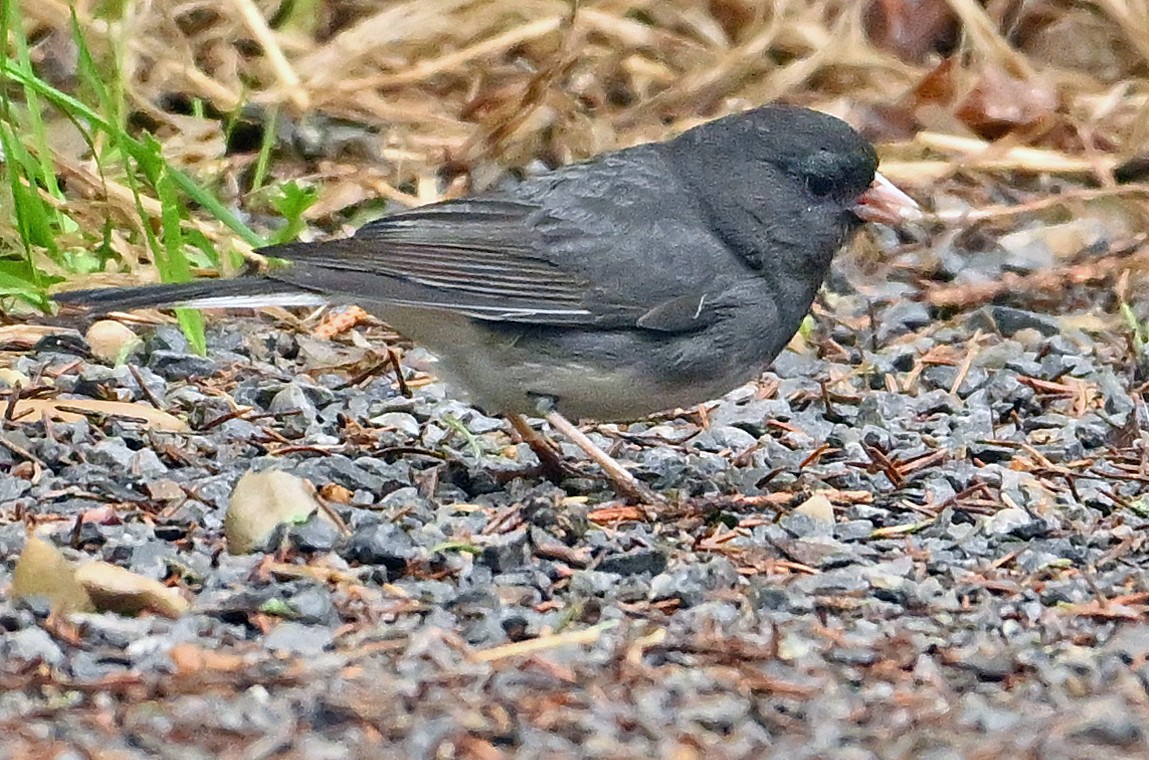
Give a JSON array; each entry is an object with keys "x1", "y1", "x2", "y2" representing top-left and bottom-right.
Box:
[{"x1": 264, "y1": 195, "x2": 718, "y2": 332}]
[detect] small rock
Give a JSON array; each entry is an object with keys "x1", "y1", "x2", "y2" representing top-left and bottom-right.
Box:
[
  {"x1": 598, "y1": 548, "x2": 668, "y2": 576},
  {"x1": 4, "y1": 627, "x2": 65, "y2": 666},
  {"x1": 88, "y1": 439, "x2": 137, "y2": 470},
  {"x1": 287, "y1": 514, "x2": 343, "y2": 553},
  {"x1": 269, "y1": 382, "x2": 319, "y2": 422},
  {"x1": 146, "y1": 479, "x2": 185, "y2": 502},
  {"x1": 1066, "y1": 697, "x2": 1142, "y2": 746},
  {"x1": 78, "y1": 615, "x2": 155, "y2": 648},
  {"x1": 263, "y1": 621, "x2": 334, "y2": 657},
  {"x1": 969, "y1": 442, "x2": 1016, "y2": 464},
  {"x1": 650, "y1": 558, "x2": 740, "y2": 607},
  {"x1": 340, "y1": 522, "x2": 417, "y2": 572},
  {"x1": 792, "y1": 493, "x2": 835, "y2": 525},
  {"x1": 11, "y1": 535, "x2": 94, "y2": 614},
  {"x1": 983, "y1": 507, "x2": 1032, "y2": 536},
  {"x1": 780, "y1": 511, "x2": 834, "y2": 538},
  {"x1": 952, "y1": 643, "x2": 1015, "y2": 681},
  {"x1": 86, "y1": 320, "x2": 141, "y2": 363},
  {"x1": 690, "y1": 425, "x2": 758, "y2": 452},
  {"x1": 75, "y1": 561, "x2": 189, "y2": 618},
  {"x1": 1103, "y1": 624, "x2": 1149, "y2": 661},
  {"x1": 286, "y1": 587, "x2": 338, "y2": 625},
  {"x1": 678, "y1": 693, "x2": 749, "y2": 731},
  {"x1": 478, "y1": 529, "x2": 529, "y2": 573},
  {"x1": 225, "y1": 469, "x2": 326, "y2": 554},
  {"x1": 987, "y1": 305, "x2": 1060, "y2": 337},
  {"x1": 370, "y1": 411, "x2": 421, "y2": 437},
  {"x1": 147, "y1": 350, "x2": 216, "y2": 380},
  {"x1": 835, "y1": 520, "x2": 875, "y2": 541},
  {"x1": 0, "y1": 368, "x2": 32, "y2": 388}
]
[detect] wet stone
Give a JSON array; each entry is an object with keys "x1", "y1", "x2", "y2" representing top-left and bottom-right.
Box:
[
  {"x1": 649, "y1": 558, "x2": 740, "y2": 607},
  {"x1": 287, "y1": 586, "x2": 339, "y2": 625},
  {"x1": 288, "y1": 515, "x2": 343, "y2": 553},
  {"x1": 478, "y1": 529, "x2": 529, "y2": 573},
  {"x1": 147, "y1": 350, "x2": 216, "y2": 380},
  {"x1": 269, "y1": 382, "x2": 319, "y2": 423},
  {"x1": 598, "y1": 548, "x2": 668, "y2": 577},
  {"x1": 986, "y1": 305, "x2": 1060, "y2": 337},
  {"x1": 689, "y1": 425, "x2": 758, "y2": 452},
  {"x1": 780, "y1": 512, "x2": 835, "y2": 538},
  {"x1": 340, "y1": 522, "x2": 417, "y2": 572}
]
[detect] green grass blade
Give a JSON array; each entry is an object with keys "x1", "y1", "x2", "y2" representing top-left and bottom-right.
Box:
[
  {"x1": 3, "y1": 0, "x2": 70, "y2": 226},
  {"x1": 250, "y1": 105, "x2": 278, "y2": 193},
  {"x1": 0, "y1": 60, "x2": 264, "y2": 249},
  {"x1": 136, "y1": 134, "x2": 207, "y2": 353}
]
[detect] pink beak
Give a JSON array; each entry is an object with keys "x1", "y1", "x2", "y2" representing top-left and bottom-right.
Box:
[{"x1": 852, "y1": 172, "x2": 921, "y2": 226}]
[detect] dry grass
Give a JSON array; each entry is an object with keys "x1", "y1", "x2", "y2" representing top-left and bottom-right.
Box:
[{"x1": 8, "y1": 0, "x2": 1149, "y2": 286}]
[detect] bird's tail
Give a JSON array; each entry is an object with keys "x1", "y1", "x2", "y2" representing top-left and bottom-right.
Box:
[{"x1": 54, "y1": 276, "x2": 329, "y2": 313}]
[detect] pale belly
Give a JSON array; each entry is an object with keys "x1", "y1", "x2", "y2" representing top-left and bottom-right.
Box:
[
  {"x1": 371, "y1": 304, "x2": 766, "y2": 421},
  {"x1": 438, "y1": 355, "x2": 758, "y2": 421}
]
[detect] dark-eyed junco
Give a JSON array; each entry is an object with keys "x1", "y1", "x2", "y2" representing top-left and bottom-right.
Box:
[{"x1": 57, "y1": 104, "x2": 919, "y2": 501}]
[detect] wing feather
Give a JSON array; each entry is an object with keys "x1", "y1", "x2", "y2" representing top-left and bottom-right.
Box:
[{"x1": 263, "y1": 198, "x2": 598, "y2": 323}]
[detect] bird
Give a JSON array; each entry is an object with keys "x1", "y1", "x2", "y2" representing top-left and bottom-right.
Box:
[{"x1": 56, "y1": 104, "x2": 919, "y2": 503}]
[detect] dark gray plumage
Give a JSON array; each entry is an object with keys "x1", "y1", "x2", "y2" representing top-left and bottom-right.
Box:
[{"x1": 58, "y1": 105, "x2": 917, "y2": 421}]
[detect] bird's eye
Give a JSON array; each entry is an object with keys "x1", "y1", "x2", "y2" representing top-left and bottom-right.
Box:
[
  {"x1": 805, "y1": 172, "x2": 836, "y2": 197},
  {"x1": 799, "y1": 150, "x2": 842, "y2": 197}
]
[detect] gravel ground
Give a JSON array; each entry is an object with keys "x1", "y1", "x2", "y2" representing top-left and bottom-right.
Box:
[{"x1": 4, "y1": 220, "x2": 1149, "y2": 759}]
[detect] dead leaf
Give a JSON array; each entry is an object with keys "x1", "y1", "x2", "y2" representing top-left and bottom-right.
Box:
[
  {"x1": 169, "y1": 643, "x2": 249, "y2": 674},
  {"x1": 0, "y1": 324, "x2": 82, "y2": 349},
  {"x1": 1016, "y1": 7, "x2": 1140, "y2": 83},
  {"x1": 587, "y1": 505, "x2": 647, "y2": 523},
  {"x1": 865, "y1": 0, "x2": 959, "y2": 63},
  {"x1": 10, "y1": 398, "x2": 188, "y2": 431},
  {"x1": 954, "y1": 64, "x2": 1059, "y2": 140}
]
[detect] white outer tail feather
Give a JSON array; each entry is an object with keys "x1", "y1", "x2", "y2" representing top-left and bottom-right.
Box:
[{"x1": 170, "y1": 294, "x2": 332, "y2": 310}]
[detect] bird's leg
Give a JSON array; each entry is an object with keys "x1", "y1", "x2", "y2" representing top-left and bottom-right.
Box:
[
  {"x1": 506, "y1": 412, "x2": 574, "y2": 482},
  {"x1": 506, "y1": 411, "x2": 662, "y2": 506},
  {"x1": 543, "y1": 411, "x2": 663, "y2": 506}
]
